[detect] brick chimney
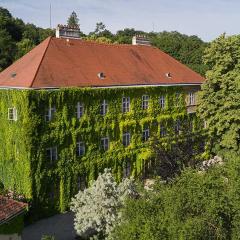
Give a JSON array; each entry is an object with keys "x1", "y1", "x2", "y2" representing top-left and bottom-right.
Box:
[
  {"x1": 132, "y1": 35, "x2": 151, "y2": 46},
  {"x1": 56, "y1": 24, "x2": 81, "y2": 39}
]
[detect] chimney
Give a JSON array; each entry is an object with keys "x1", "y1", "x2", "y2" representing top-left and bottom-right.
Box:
[
  {"x1": 132, "y1": 35, "x2": 151, "y2": 46},
  {"x1": 56, "y1": 24, "x2": 81, "y2": 39}
]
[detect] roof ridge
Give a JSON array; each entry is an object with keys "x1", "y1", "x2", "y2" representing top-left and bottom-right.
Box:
[{"x1": 30, "y1": 37, "x2": 52, "y2": 88}]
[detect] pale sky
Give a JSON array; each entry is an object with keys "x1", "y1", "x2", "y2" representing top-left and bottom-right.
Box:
[{"x1": 0, "y1": 0, "x2": 239, "y2": 42}]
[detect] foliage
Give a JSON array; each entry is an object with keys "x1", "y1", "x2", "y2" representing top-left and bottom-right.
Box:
[
  {"x1": 109, "y1": 154, "x2": 240, "y2": 240},
  {"x1": 0, "y1": 215, "x2": 24, "y2": 234},
  {"x1": 149, "y1": 131, "x2": 206, "y2": 179},
  {"x1": 0, "y1": 86, "x2": 203, "y2": 218},
  {"x1": 198, "y1": 34, "x2": 240, "y2": 154},
  {"x1": 67, "y1": 11, "x2": 79, "y2": 28},
  {"x1": 15, "y1": 38, "x2": 35, "y2": 59},
  {"x1": 0, "y1": 7, "x2": 54, "y2": 71},
  {"x1": 71, "y1": 169, "x2": 136, "y2": 239}
]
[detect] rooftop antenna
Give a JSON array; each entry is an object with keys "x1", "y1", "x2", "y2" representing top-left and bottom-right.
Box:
[{"x1": 50, "y1": 3, "x2": 52, "y2": 29}]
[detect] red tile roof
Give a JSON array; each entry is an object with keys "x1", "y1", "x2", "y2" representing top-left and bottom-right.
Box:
[
  {"x1": 0, "y1": 195, "x2": 27, "y2": 225},
  {"x1": 0, "y1": 37, "x2": 205, "y2": 89}
]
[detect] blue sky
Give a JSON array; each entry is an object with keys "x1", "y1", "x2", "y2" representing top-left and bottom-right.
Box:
[{"x1": 0, "y1": 0, "x2": 239, "y2": 42}]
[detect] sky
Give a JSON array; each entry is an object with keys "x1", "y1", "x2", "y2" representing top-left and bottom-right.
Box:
[{"x1": 0, "y1": 0, "x2": 239, "y2": 42}]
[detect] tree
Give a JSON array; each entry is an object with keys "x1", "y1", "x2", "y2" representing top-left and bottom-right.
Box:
[
  {"x1": 0, "y1": 29, "x2": 16, "y2": 71},
  {"x1": 15, "y1": 38, "x2": 35, "y2": 59},
  {"x1": 198, "y1": 34, "x2": 240, "y2": 154},
  {"x1": 110, "y1": 154, "x2": 240, "y2": 240},
  {"x1": 70, "y1": 169, "x2": 137, "y2": 239},
  {"x1": 67, "y1": 11, "x2": 79, "y2": 28}
]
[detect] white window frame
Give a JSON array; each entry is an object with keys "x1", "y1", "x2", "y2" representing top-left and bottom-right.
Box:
[
  {"x1": 45, "y1": 106, "x2": 56, "y2": 122},
  {"x1": 76, "y1": 102, "x2": 84, "y2": 119},
  {"x1": 142, "y1": 128, "x2": 150, "y2": 142},
  {"x1": 189, "y1": 92, "x2": 195, "y2": 106},
  {"x1": 76, "y1": 141, "x2": 85, "y2": 156},
  {"x1": 159, "y1": 96, "x2": 165, "y2": 109},
  {"x1": 160, "y1": 124, "x2": 166, "y2": 137},
  {"x1": 100, "y1": 100, "x2": 108, "y2": 116},
  {"x1": 122, "y1": 132, "x2": 131, "y2": 147},
  {"x1": 46, "y1": 147, "x2": 58, "y2": 163},
  {"x1": 142, "y1": 95, "x2": 149, "y2": 110},
  {"x1": 8, "y1": 107, "x2": 17, "y2": 121},
  {"x1": 101, "y1": 137, "x2": 109, "y2": 151},
  {"x1": 122, "y1": 97, "x2": 130, "y2": 113}
]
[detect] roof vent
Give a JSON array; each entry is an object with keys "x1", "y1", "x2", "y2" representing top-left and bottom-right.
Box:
[
  {"x1": 132, "y1": 35, "x2": 151, "y2": 46},
  {"x1": 98, "y1": 72, "x2": 106, "y2": 80},
  {"x1": 11, "y1": 73, "x2": 17, "y2": 78},
  {"x1": 165, "y1": 72, "x2": 172, "y2": 78}
]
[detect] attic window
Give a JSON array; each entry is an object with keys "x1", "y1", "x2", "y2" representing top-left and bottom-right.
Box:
[
  {"x1": 165, "y1": 72, "x2": 172, "y2": 78},
  {"x1": 98, "y1": 72, "x2": 105, "y2": 80}
]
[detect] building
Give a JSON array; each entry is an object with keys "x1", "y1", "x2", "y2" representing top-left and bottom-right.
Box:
[
  {"x1": 0, "y1": 30, "x2": 204, "y2": 215},
  {"x1": 0, "y1": 195, "x2": 28, "y2": 240}
]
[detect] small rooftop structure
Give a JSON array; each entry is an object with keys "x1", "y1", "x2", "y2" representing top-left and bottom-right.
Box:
[
  {"x1": 132, "y1": 35, "x2": 151, "y2": 46},
  {"x1": 56, "y1": 24, "x2": 81, "y2": 39}
]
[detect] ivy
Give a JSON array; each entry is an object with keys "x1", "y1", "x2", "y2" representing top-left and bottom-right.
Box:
[
  {"x1": 0, "y1": 215, "x2": 24, "y2": 234},
  {"x1": 0, "y1": 86, "x2": 203, "y2": 217}
]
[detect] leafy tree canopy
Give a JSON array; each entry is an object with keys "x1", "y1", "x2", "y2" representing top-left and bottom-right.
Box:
[
  {"x1": 198, "y1": 34, "x2": 240, "y2": 154},
  {"x1": 110, "y1": 154, "x2": 240, "y2": 240}
]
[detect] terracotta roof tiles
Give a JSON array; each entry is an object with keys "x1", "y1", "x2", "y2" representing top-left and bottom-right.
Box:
[
  {"x1": 0, "y1": 37, "x2": 205, "y2": 89},
  {"x1": 0, "y1": 195, "x2": 27, "y2": 225}
]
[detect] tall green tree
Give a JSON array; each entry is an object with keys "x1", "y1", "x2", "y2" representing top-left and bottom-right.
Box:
[
  {"x1": 198, "y1": 34, "x2": 240, "y2": 154},
  {"x1": 67, "y1": 11, "x2": 79, "y2": 28}
]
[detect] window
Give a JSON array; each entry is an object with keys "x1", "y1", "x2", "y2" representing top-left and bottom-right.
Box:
[
  {"x1": 46, "y1": 147, "x2": 58, "y2": 163},
  {"x1": 101, "y1": 137, "x2": 109, "y2": 151},
  {"x1": 159, "y1": 96, "x2": 165, "y2": 109},
  {"x1": 176, "y1": 92, "x2": 180, "y2": 107},
  {"x1": 45, "y1": 106, "x2": 56, "y2": 122},
  {"x1": 142, "y1": 95, "x2": 149, "y2": 110},
  {"x1": 122, "y1": 97, "x2": 130, "y2": 113},
  {"x1": 8, "y1": 108, "x2": 17, "y2": 121},
  {"x1": 122, "y1": 132, "x2": 131, "y2": 147},
  {"x1": 175, "y1": 120, "x2": 181, "y2": 135},
  {"x1": 77, "y1": 175, "x2": 86, "y2": 191},
  {"x1": 189, "y1": 92, "x2": 195, "y2": 106},
  {"x1": 123, "y1": 161, "x2": 131, "y2": 178},
  {"x1": 160, "y1": 124, "x2": 166, "y2": 137},
  {"x1": 142, "y1": 127, "x2": 150, "y2": 142},
  {"x1": 76, "y1": 142, "x2": 85, "y2": 156},
  {"x1": 76, "y1": 102, "x2": 84, "y2": 119},
  {"x1": 100, "y1": 100, "x2": 108, "y2": 116}
]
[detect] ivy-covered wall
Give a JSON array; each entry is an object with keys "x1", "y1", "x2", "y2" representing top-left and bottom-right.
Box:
[{"x1": 0, "y1": 86, "x2": 202, "y2": 217}]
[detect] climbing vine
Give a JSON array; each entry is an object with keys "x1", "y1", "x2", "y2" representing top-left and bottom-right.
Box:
[{"x1": 0, "y1": 86, "x2": 203, "y2": 217}]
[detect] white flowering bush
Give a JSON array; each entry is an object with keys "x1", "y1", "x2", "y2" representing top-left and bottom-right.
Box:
[{"x1": 70, "y1": 169, "x2": 136, "y2": 239}]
